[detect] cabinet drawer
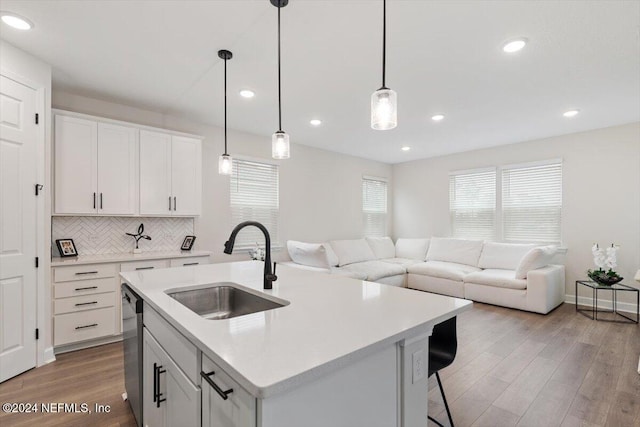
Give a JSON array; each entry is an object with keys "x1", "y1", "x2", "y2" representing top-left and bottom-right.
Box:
[
  {"x1": 121, "y1": 259, "x2": 170, "y2": 272},
  {"x1": 54, "y1": 277, "x2": 117, "y2": 298},
  {"x1": 54, "y1": 263, "x2": 117, "y2": 283},
  {"x1": 202, "y1": 353, "x2": 256, "y2": 427},
  {"x1": 144, "y1": 306, "x2": 198, "y2": 384},
  {"x1": 169, "y1": 256, "x2": 210, "y2": 268},
  {"x1": 54, "y1": 307, "x2": 116, "y2": 346},
  {"x1": 54, "y1": 292, "x2": 115, "y2": 315}
]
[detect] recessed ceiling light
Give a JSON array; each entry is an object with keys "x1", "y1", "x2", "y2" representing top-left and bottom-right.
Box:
[
  {"x1": 563, "y1": 109, "x2": 580, "y2": 118},
  {"x1": 401, "y1": 146, "x2": 411, "y2": 151},
  {"x1": 502, "y1": 38, "x2": 527, "y2": 53},
  {"x1": 239, "y1": 89, "x2": 255, "y2": 98},
  {"x1": 309, "y1": 119, "x2": 322, "y2": 126},
  {"x1": 1, "y1": 12, "x2": 33, "y2": 30},
  {"x1": 431, "y1": 114, "x2": 445, "y2": 121}
]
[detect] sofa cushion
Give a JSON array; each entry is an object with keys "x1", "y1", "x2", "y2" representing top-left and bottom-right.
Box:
[
  {"x1": 464, "y1": 269, "x2": 528, "y2": 290},
  {"x1": 325, "y1": 244, "x2": 339, "y2": 267},
  {"x1": 280, "y1": 261, "x2": 330, "y2": 274},
  {"x1": 408, "y1": 261, "x2": 481, "y2": 282},
  {"x1": 426, "y1": 237, "x2": 484, "y2": 266},
  {"x1": 329, "y1": 239, "x2": 377, "y2": 266},
  {"x1": 287, "y1": 240, "x2": 332, "y2": 268},
  {"x1": 338, "y1": 261, "x2": 406, "y2": 281},
  {"x1": 478, "y1": 242, "x2": 537, "y2": 270},
  {"x1": 381, "y1": 258, "x2": 422, "y2": 269},
  {"x1": 365, "y1": 237, "x2": 396, "y2": 259},
  {"x1": 395, "y1": 238, "x2": 430, "y2": 260},
  {"x1": 515, "y1": 246, "x2": 557, "y2": 279}
]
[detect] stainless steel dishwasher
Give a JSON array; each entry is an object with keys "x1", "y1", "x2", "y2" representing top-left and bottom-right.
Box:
[{"x1": 122, "y1": 284, "x2": 143, "y2": 427}]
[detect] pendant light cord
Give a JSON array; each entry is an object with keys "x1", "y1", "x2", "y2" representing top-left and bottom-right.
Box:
[
  {"x1": 223, "y1": 56, "x2": 228, "y2": 155},
  {"x1": 382, "y1": 0, "x2": 386, "y2": 89},
  {"x1": 278, "y1": 5, "x2": 283, "y2": 132}
]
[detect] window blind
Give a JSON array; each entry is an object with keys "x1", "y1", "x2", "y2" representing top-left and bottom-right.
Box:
[
  {"x1": 449, "y1": 169, "x2": 496, "y2": 240},
  {"x1": 362, "y1": 177, "x2": 388, "y2": 237},
  {"x1": 230, "y1": 159, "x2": 279, "y2": 250},
  {"x1": 502, "y1": 161, "x2": 562, "y2": 244}
]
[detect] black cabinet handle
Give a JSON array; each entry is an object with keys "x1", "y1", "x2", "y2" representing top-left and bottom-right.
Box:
[
  {"x1": 93, "y1": 192, "x2": 96, "y2": 209},
  {"x1": 183, "y1": 262, "x2": 199, "y2": 266},
  {"x1": 155, "y1": 364, "x2": 166, "y2": 408},
  {"x1": 135, "y1": 266, "x2": 154, "y2": 271},
  {"x1": 75, "y1": 323, "x2": 98, "y2": 330},
  {"x1": 74, "y1": 286, "x2": 98, "y2": 291},
  {"x1": 100, "y1": 193, "x2": 103, "y2": 209},
  {"x1": 169, "y1": 196, "x2": 172, "y2": 211},
  {"x1": 174, "y1": 196, "x2": 177, "y2": 211},
  {"x1": 75, "y1": 271, "x2": 98, "y2": 275},
  {"x1": 74, "y1": 301, "x2": 98, "y2": 307},
  {"x1": 200, "y1": 371, "x2": 233, "y2": 400}
]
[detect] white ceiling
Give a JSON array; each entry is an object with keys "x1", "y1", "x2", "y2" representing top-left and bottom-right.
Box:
[{"x1": 1, "y1": 0, "x2": 639, "y2": 164}]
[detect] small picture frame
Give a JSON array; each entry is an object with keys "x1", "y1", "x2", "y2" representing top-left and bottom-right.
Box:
[
  {"x1": 56, "y1": 239, "x2": 78, "y2": 257},
  {"x1": 181, "y1": 235, "x2": 196, "y2": 251}
]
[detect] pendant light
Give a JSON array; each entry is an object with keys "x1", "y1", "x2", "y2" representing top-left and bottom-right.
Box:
[
  {"x1": 371, "y1": 0, "x2": 397, "y2": 130},
  {"x1": 271, "y1": 0, "x2": 290, "y2": 159},
  {"x1": 218, "y1": 49, "x2": 233, "y2": 175}
]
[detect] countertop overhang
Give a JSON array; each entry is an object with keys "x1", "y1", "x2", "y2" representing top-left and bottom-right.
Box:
[{"x1": 120, "y1": 261, "x2": 472, "y2": 398}]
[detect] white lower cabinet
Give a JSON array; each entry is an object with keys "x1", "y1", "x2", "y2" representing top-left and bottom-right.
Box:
[
  {"x1": 201, "y1": 354, "x2": 256, "y2": 427},
  {"x1": 143, "y1": 328, "x2": 200, "y2": 427}
]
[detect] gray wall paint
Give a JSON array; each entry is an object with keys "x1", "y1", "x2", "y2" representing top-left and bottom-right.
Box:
[{"x1": 392, "y1": 122, "x2": 640, "y2": 303}]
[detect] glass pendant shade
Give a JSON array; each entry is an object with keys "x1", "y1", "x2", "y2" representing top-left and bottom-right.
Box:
[
  {"x1": 218, "y1": 154, "x2": 233, "y2": 175},
  {"x1": 272, "y1": 131, "x2": 290, "y2": 159},
  {"x1": 371, "y1": 88, "x2": 397, "y2": 130}
]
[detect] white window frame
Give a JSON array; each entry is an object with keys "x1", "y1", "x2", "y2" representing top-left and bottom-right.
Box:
[
  {"x1": 230, "y1": 157, "x2": 280, "y2": 251},
  {"x1": 362, "y1": 175, "x2": 388, "y2": 237}
]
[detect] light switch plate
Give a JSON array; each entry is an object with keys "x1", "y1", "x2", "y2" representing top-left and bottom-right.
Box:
[{"x1": 412, "y1": 349, "x2": 425, "y2": 383}]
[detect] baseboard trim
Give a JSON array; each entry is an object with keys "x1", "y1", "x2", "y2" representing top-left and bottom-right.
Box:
[
  {"x1": 54, "y1": 334, "x2": 123, "y2": 355},
  {"x1": 564, "y1": 294, "x2": 638, "y2": 315},
  {"x1": 42, "y1": 346, "x2": 56, "y2": 365}
]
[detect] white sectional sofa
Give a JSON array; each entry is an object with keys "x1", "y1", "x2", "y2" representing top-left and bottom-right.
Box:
[{"x1": 283, "y1": 237, "x2": 565, "y2": 314}]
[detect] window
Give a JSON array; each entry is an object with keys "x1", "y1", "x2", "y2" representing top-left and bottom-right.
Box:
[
  {"x1": 230, "y1": 158, "x2": 279, "y2": 250},
  {"x1": 448, "y1": 160, "x2": 563, "y2": 244},
  {"x1": 502, "y1": 161, "x2": 562, "y2": 243},
  {"x1": 362, "y1": 177, "x2": 388, "y2": 237},
  {"x1": 449, "y1": 169, "x2": 497, "y2": 240}
]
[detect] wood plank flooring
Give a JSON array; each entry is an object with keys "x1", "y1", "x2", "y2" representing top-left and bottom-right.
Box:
[{"x1": 0, "y1": 302, "x2": 638, "y2": 427}]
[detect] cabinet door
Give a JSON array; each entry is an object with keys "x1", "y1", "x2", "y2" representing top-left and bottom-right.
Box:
[
  {"x1": 144, "y1": 329, "x2": 200, "y2": 427},
  {"x1": 171, "y1": 136, "x2": 201, "y2": 216},
  {"x1": 54, "y1": 115, "x2": 97, "y2": 214},
  {"x1": 140, "y1": 130, "x2": 172, "y2": 215},
  {"x1": 97, "y1": 123, "x2": 137, "y2": 215}
]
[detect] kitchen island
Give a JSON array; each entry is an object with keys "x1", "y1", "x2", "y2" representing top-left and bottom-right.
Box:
[{"x1": 120, "y1": 260, "x2": 472, "y2": 427}]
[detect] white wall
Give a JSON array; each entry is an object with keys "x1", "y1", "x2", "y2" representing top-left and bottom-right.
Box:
[
  {"x1": 393, "y1": 123, "x2": 640, "y2": 303},
  {"x1": 0, "y1": 39, "x2": 53, "y2": 363},
  {"x1": 52, "y1": 90, "x2": 393, "y2": 263}
]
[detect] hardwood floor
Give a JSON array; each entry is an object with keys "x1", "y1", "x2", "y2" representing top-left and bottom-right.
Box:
[{"x1": 0, "y1": 302, "x2": 637, "y2": 427}]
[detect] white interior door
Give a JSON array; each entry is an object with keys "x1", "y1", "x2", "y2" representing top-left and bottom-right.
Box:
[
  {"x1": 54, "y1": 115, "x2": 97, "y2": 214},
  {"x1": 0, "y1": 75, "x2": 38, "y2": 382},
  {"x1": 171, "y1": 136, "x2": 201, "y2": 216},
  {"x1": 97, "y1": 123, "x2": 137, "y2": 215},
  {"x1": 139, "y1": 130, "x2": 172, "y2": 215}
]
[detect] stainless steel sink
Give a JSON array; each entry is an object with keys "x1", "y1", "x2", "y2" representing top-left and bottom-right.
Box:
[{"x1": 166, "y1": 283, "x2": 288, "y2": 320}]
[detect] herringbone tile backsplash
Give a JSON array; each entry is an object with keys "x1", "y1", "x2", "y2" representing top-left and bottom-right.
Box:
[{"x1": 52, "y1": 217, "x2": 194, "y2": 255}]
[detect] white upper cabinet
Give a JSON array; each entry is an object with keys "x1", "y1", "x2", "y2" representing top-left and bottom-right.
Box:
[
  {"x1": 140, "y1": 131, "x2": 202, "y2": 216},
  {"x1": 97, "y1": 123, "x2": 137, "y2": 215},
  {"x1": 54, "y1": 115, "x2": 98, "y2": 214},
  {"x1": 54, "y1": 111, "x2": 202, "y2": 217}
]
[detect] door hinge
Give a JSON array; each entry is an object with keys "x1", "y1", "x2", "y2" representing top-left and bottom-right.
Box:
[
  {"x1": 35, "y1": 113, "x2": 39, "y2": 125},
  {"x1": 35, "y1": 329, "x2": 39, "y2": 340},
  {"x1": 35, "y1": 257, "x2": 39, "y2": 268},
  {"x1": 35, "y1": 184, "x2": 43, "y2": 196}
]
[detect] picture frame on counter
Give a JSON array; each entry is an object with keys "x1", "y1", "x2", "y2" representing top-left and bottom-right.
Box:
[
  {"x1": 56, "y1": 238, "x2": 78, "y2": 257},
  {"x1": 181, "y1": 235, "x2": 196, "y2": 251}
]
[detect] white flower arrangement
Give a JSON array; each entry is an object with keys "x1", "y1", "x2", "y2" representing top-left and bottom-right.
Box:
[{"x1": 588, "y1": 243, "x2": 622, "y2": 285}]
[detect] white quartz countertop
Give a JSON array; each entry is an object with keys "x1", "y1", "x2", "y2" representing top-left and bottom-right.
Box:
[
  {"x1": 51, "y1": 250, "x2": 211, "y2": 267},
  {"x1": 120, "y1": 261, "x2": 472, "y2": 398}
]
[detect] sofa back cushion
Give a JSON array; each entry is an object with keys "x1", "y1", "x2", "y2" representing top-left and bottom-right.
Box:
[
  {"x1": 426, "y1": 237, "x2": 484, "y2": 266},
  {"x1": 478, "y1": 242, "x2": 537, "y2": 270},
  {"x1": 365, "y1": 237, "x2": 396, "y2": 259},
  {"x1": 515, "y1": 246, "x2": 557, "y2": 279},
  {"x1": 395, "y1": 238, "x2": 430, "y2": 260},
  {"x1": 287, "y1": 240, "x2": 332, "y2": 269},
  {"x1": 329, "y1": 239, "x2": 377, "y2": 266},
  {"x1": 324, "y1": 244, "x2": 339, "y2": 267}
]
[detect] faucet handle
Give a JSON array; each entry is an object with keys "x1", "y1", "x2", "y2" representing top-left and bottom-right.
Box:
[
  {"x1": 273, "y1": 262, "x2": 277, "y2": 275},
  {"x1": 266, "y1": 262, "x2": 278, "y2": 283}
]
